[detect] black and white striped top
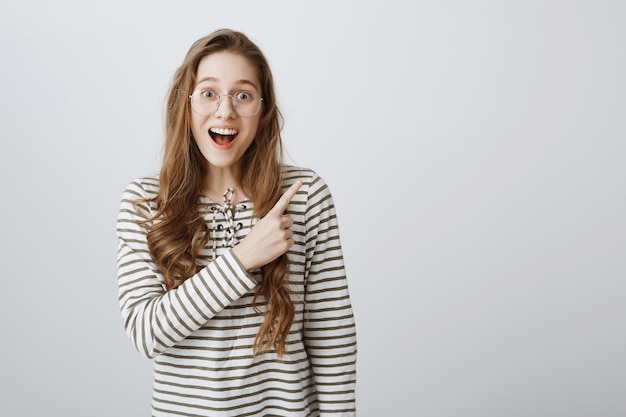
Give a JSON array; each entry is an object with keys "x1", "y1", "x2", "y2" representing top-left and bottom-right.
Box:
[{"x1": 117, "y1": 166, "x2": 357, "y2": 416}]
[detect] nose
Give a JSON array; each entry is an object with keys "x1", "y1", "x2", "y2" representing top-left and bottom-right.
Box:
[{"x1": 214, "y1": 95, "x2": 236, "y2": 119}]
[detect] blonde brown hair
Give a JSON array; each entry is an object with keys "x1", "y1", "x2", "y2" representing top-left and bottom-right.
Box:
[{"x1": 142, "y1": 29, "x2": 293, "y2": 355}]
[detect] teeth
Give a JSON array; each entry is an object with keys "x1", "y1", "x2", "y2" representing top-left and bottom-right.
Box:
[{"x1": 210, "y1": 127, "x2": 238, "y2": 136}]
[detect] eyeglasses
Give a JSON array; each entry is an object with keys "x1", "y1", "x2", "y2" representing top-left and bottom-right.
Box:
[{"x1": 189, "y1": 89, "x2": 264, "y2": 118}]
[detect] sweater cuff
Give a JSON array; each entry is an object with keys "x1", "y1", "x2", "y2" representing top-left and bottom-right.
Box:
[{"x1": 225, "y1": 248, "x2": 258, "y2": 287}]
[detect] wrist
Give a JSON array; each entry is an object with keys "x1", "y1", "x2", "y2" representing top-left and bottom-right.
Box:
[{"x1": 231, "y1": 244, "x2": 254, "y2": 271}]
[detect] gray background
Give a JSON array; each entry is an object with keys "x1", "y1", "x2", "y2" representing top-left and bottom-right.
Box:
[{"x1": 1, "y1": 1, "x2": 624, "y2": 416}]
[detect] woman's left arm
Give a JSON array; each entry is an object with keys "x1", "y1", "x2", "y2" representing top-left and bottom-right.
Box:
[{"x1": 303, "y1": 174, "x2": 357, "y2": 416}]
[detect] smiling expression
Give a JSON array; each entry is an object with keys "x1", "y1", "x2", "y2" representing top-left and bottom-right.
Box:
[{"x1": 190, "y1": 51, "x2": 262, "y2": 173}]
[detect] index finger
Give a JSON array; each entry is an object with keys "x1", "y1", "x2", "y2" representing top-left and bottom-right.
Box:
[{"x1": 270, "y1": 181, "x2": 302, "y2": 215}]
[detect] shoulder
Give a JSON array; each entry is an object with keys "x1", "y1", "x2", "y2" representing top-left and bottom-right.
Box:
[
  {"x1": 121, "y1": 176, "x2": 159, "y2": 200},
  {"x1": 119, "y1": 176, "x2": 160, "y2": 216},
  {"x1": 281, "y1": 165, "x2": 329, "y2": 191},
  {"x1": 282, "y1": 165, "x2": 315, "y2": 185},
  {"x1": 281, "y1": 165, "x2": 336, "y2": 213}
]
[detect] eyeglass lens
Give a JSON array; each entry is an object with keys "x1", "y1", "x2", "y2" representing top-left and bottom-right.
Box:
[{"x1": 190, "y1": 92, "x2": 262, "y2": 118}]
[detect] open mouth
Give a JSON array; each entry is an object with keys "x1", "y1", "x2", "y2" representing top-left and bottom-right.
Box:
[{"x1": 209, "y1": 127, "x2": 238, "y2": 146}]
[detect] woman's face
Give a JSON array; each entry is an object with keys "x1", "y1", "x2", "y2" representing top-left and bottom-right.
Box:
[{"x1": 190, "y1": 51, "x2": 262, "y2": 173}]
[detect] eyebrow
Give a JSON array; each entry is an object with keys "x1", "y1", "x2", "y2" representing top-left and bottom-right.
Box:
[{"x1": 195, "y1": 77, "x2": 259, "y2": 90}]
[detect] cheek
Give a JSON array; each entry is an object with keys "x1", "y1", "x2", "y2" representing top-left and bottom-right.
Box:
[
  {"x1": 190, "y1": 114, "x2": 204, "y2": 137},
  {"x1": 246, "y1": 118, "x2": 261, "y2": 138}
]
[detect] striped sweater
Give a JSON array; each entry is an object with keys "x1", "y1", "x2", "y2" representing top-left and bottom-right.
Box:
[{"x1": 116, "y1": 166, "x2": 357, "y2": 416}]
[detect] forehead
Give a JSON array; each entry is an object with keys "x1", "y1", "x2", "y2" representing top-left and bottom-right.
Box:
[{"x1": 195, "y1": 51, "x2": 260, "y2": 89}]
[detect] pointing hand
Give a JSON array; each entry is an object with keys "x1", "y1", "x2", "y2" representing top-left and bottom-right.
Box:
[{"x1": 232, "y1": 181, "x2": 302, "y2": 271}]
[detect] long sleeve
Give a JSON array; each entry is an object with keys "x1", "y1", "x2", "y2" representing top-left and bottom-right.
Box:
[
  {"x1": 116, "y1": 179, "x2": 258, "y2": 359},
  {"x1": 303, "y1": 174, "x2": 357, "y2": 415}
]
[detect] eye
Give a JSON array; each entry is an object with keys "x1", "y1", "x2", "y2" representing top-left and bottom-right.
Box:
[
  {"x1": 234, "y1": 91, "x2": 253, "y2": 102},
  {"x1": 200, "y1": 89, "x2": 217, "y2": 99}
]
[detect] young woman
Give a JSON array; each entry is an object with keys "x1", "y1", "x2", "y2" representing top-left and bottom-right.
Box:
[{"x1": 116, "y1": 29, "x2": 357, "y2": 416}]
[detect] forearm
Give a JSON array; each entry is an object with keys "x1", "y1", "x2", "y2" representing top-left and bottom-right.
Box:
[
  {"x1": 302, "y1": 173, "x2": 357, "y2": 414},
  {"x1": 304, "y1": 276, "x2": 357, "y2": 415},
  {"x1": 118, "y1": 246, "x2": 257, "y2": 358}
]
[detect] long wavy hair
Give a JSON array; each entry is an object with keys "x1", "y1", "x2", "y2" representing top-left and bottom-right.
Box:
[{"x1": 141, "y1": 29, "x2": 293, "y2": 356}]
